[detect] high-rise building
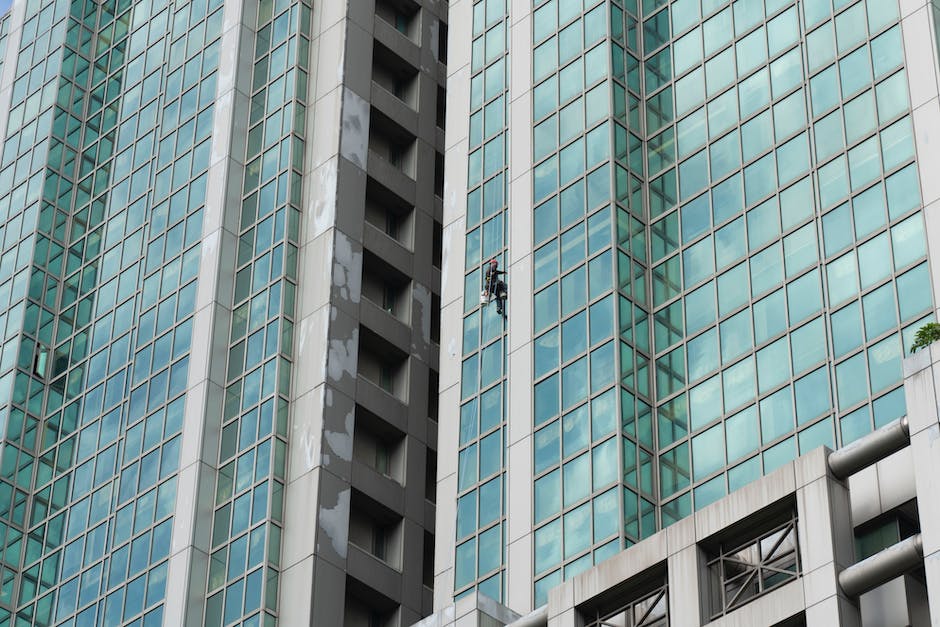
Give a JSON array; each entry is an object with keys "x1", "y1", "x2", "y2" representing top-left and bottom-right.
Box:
[
  {"x1": 435, "y1": 0, "x2": 940, "y2": 621},
  {"x1": 0, "y1": 1, "x2": 445, "y2": 626}
]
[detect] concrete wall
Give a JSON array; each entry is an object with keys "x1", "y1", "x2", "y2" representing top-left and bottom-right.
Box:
[{"x1": 281, "y1": 1, "x2": 446, "y2": 624}]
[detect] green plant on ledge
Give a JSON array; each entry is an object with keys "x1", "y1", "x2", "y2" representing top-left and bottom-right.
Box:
[{"x1": 910, "y1": 322, "x2": 940, "y2": 354}]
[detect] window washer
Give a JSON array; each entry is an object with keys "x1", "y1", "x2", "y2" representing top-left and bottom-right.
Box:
[{"x1": 481, "y1": 258, "x2": 507, "y2": 315}]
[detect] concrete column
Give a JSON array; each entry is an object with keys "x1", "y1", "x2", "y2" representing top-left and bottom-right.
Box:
[
  {"x1": 505, "y1": 0, "x2": 536, "y2": 614},
  {"x1": 163, "y1": 1, "x2": 249, "y2": 623},
  {"x1": 860, "y1": 575, "x2": 930, "y2": 627},
  {"x1": 903, "y1": 347, "x2": 940, "y2": 623},
  {"x1": 545, "y1": 607, "x2": 580, "y2": 627},
  {"x1": 546, "y1": 577, "x2": 580, "y2": 627},
  {"x1": 663, "y1": 515, "x2": 705, "y2": 626},
  {"x1": 804, "y1": 596, "x2": 864, "y2": 627},
  {"x1": 898, "y1": 1, "x2": 940, "y2": 616},
  {"x1": 667, "y1": 545, "x2": 705, "y2": 626},
  {"x1": 794, "y1": 452, "x2": 861, "y2": 627},
  {"x1": 436, "y1": 0, "x2": 472, "y2": 606},
  {"x1": 904, "y1": 347, "x2": 940, "y2": 625},
  {"x1": 280, "y1": 1, "x2": 354, "y2": 622}
]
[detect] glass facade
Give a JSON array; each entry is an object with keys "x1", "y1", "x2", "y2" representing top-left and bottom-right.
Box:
[
  {"x1": 0, "y1": 0, "x2": 221, "y2": 625},
  {"x1": 456, "y1": 0, "x2": 510, "y2": 603},
  {"x1": 452, "y1": 0, "x2": 936, "y2": 608},
  {"x1": 529, "y1": 0, "x2": 625, "y2": 603},
  {"x1": 644, "y1": 0, "x2": 928, "y2": 522},
  {"x1": 0, "y1": 0, "x2": 224, "y2": 624},
  {"x1": 2, "y1": 0, "x2": 231, "y2": 625},
  {"x1": 203, "y1": 0, "x2": 307, "y2": 624},
  {"x1": 0, "y1": 0, "x2": 445, "y2": 625}
]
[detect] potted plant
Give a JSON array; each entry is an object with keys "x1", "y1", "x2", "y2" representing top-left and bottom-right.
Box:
[{"x1": 910, "y1": 322, "x2": 940, "y2": 354}]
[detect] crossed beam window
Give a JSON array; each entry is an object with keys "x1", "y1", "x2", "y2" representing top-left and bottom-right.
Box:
[
  {"x1": 584, "y1": 584, "x2": 668, "y2": 627},
  {"x1": 707, "y1": 513, "x2": 800, "y2": 618}
]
